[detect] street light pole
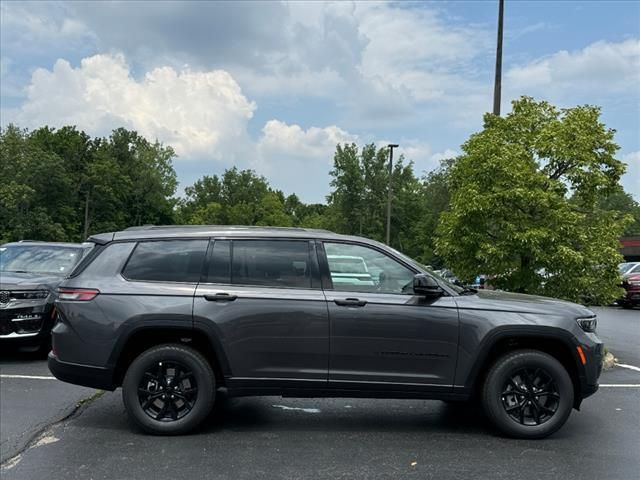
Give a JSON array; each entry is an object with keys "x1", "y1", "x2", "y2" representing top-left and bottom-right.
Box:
[
  {"x1": 493, "y1": 0, "x2": 504, "y2": 116},
  {"x1": 386, "y1": 144, "x2": 399, "y2": 245}
]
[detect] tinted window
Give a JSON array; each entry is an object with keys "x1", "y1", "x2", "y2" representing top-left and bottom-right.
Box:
[
  {"x1": 123, "y1": 240, "x2": 208, "y2": 282},
  {"x1": 205, "y1": 240, "x2": 231, "y2": 284},
  {"x1": 231, "y1": 240, "x2": 311, "y2": 288},
  {"x1": 324, "y1": 242, "x2": 414, "y2": 294}
]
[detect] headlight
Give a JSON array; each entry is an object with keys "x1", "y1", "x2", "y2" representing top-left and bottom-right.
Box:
[
  {"x1": 13, "y1": 290, "x2": 49, "y2": 300},
  {"x1": 577, "y1": 316, "x2": 597, "y2": 333}
]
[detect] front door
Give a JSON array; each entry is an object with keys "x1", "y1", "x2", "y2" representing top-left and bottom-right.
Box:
[
  {"x1": 193, "y1": 238, "x2": 329, "y2": 387},
  {"x1": 320, "y1": 241, "x2": 459, "y2": 390}
]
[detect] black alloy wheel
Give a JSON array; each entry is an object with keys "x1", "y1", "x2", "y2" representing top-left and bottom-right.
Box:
[
  {"x1": 138, "y1": 360, "x2": 198, "y2": 422},
  {"x1": 122, "y1": 344, "x2": 215, "y2": 435},
  {"x1": 482, "y1": 349, "x2": 574, "y2": 439},
  {"x1": 501, "y1": 367, "x2": 560, "y2": 426}
]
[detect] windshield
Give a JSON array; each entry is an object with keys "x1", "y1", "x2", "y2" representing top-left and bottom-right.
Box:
[
  {"x1": 386, "y1": 246, "x2": 465, "y2": 294},
  {"x1": 0, "y1": 245, "x2": 84, "y2": 276},
  {"x1": 618, "y1": 262, "x2": 638, "y2": 275}
]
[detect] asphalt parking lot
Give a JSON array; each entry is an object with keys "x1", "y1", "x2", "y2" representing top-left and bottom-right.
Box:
[{"x1": 1, "y1": 307, "x2": 638, "y2": 480}]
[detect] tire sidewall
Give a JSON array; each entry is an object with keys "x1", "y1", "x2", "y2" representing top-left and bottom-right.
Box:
[
  {"x1": 122, "y1": 345, "x2": 215, "y2": 435},
  {"x1": 483, "y1": 351, "x2": 574, "y2": 439}
]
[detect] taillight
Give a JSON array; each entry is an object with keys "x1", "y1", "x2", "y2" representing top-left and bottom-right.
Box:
[{"x1": 57, "y1": 288, "x2": 100, "y2": 301}]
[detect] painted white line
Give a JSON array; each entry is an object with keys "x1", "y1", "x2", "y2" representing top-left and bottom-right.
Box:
[
  {"x1": 600, "y1": 384, "x2": 640, "y2": 388},
  {"x1": 616, "y1": 363, "x2": 640, "y2": 373},
  {"x1": 0, "y1": 374, "x2": 56, "y2": 380},
  {"x1": 272, "y1": 404, "x2": 321, "y2": 413}
]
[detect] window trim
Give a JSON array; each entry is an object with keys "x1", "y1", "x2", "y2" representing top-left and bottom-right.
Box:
[
  {"x1": 318, "y1": 240, "x2": 419, "y2": 295},
  {"x1": 120, "y1": 238, "x2": 210, "y2": 285},
  {"x1": 198, "y1": 237, "x2": 322, "y2": 291}
]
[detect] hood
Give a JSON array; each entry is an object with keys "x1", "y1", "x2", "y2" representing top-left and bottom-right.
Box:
[
  {"x1": 0, "y1": 271, "x2": 63, "y2": 291},
  {"x1": 454, "y1": 288, "x2": 594, "y2": 318},
  {"x1": 623, "y1": 273, "x2": 640, "y2": 282}
]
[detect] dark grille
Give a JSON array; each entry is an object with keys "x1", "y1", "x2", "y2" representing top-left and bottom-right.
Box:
[{"x1": 0, "y1": 291, "x2": 10, "y2": 305}]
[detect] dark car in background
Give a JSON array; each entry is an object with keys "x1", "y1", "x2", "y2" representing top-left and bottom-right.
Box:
[
  {"x1": 0, "y1": 241, "x2": 93, "y2": 353},
  {"x1": 620, "y1": 272, "x2": 640, "y2": 309},
  {"x1": 49, "y1": 225, "x2": 603, "y2": 439}
]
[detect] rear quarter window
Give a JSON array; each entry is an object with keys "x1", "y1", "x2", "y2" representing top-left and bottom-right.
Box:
[{"x1": 122, "y1": 239, "x2": 208, "y2": 283}]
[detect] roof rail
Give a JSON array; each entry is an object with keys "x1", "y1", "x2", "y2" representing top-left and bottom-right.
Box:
[{"x1": 122, "y1": 224, "x2": 334, "y2": 233}]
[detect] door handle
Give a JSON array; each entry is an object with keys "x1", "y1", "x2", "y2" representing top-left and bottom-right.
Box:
[
  {"x1": 334, "y1": 298, "x2": 367, "y2": 307},
  {"x1": 204, "y1": 293, "x2": 238, "y2": 302}
]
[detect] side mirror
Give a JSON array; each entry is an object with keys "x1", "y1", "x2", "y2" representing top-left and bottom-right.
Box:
[{"x1": 413, "y1": 274, "x2": 443, "y2": 297}]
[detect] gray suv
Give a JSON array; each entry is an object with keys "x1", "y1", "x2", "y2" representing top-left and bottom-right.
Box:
[{"x1": 48, "y1": 226, "x2": 603, "y2": 438}]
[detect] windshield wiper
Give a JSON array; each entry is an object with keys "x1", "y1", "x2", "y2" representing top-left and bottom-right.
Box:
[
  {"x1": 3, "y1": 270, "x2": 31, "y2": 274},
  {"x1": 459, "y1": 286, "x2": 478, "y2": 295}
]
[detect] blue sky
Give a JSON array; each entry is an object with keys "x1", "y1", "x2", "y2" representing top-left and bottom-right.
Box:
[{"x1": 1, "y1": 0, "x2": 638, "y2": 202}]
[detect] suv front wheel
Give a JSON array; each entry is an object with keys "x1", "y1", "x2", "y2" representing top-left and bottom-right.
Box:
[
  {"x1": 122, "y1": 344, "x2": 216, "y2": 435},
  {"x1": 481, "y1": 349, "x2": 574, "y2": 439}
]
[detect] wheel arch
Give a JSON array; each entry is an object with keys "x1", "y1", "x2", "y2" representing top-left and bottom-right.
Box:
[
  {"x1": 466, "y1": 327, "x2": 585, "y2": 408},
  {"x1": 109, "y1": 323, "x2": 230, "y2": 388}
]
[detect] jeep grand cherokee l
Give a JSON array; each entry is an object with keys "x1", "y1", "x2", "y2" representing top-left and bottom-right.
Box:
[
  {"x1": 0, "y1": 241, "x2": 92, "y2": 352},
  {"x1": 48, "y1": 226, "x2": 603, "y2": 438}
]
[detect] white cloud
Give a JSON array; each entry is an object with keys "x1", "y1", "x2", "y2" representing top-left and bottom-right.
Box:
[
  {"x1": 258, "y1": 120, "x2": 356, "y2": 160},
  {"x1": 621, "y1": 151, "x2": 640, "y2": 200},
  {"x1": 506, "y1": 39, "x2": 640, "y2": 95},
  {"x1": 15, "y1": 54, "x2": 256, "y2": 159},
  {"x1": 255, "y1": 120, "x2": 358, "y2": 201}
]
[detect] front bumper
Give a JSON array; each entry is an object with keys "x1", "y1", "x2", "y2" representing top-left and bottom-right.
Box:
[{"x1": 577, "y1": 335, "x2": 604, "y2": 404}]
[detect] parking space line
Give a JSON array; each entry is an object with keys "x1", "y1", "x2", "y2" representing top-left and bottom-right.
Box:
[
  {"x1": 616, "y1": 363, "x2": 640, "y2": 372},
  {"x1": 600, "y1": 384, "x2": 640, "y2": 387},
  {"x1": 0, "y1": 374, "x2": 57, "y2": 380}
]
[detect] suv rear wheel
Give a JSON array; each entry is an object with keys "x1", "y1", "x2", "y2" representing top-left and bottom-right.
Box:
[
  {"x1": 122, "y1": 344, "x2": 215, "y2": 435},
  {"x1": 481, "y1": 349, "x2": 574, "y2": 439}
]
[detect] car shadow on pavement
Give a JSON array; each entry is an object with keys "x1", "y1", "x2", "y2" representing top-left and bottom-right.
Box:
[
  {"x1": 0, "y1": 347, "x2": 48, "y2": 363},
  {"x1": 197, "y1": 396, "x2": 491, "y2": 436}
]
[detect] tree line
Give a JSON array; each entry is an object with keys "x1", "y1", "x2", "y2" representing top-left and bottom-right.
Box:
[{"x1": 1, "y1": 97, "x2": 639, "y2": 303}]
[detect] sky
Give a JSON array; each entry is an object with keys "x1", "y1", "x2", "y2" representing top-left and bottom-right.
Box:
[{"x1": 1, "y1": 0, "x2": 639, "y2": 202}]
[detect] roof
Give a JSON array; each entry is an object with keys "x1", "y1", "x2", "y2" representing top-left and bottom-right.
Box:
[
  {"x1": 89, "y1": 225, "x2": 376, "y2": 245},
  {"x1": 1, "y1": 241, "x2": 90, "y2": 248}
]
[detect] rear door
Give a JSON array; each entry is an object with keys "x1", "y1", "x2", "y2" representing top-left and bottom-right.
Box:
[
  {"x1": 320, "y1": 241, "x2": 459, "y2": 390},
  {"x1": 193, "y1": 238, "x2": 329, "y2": 387}
]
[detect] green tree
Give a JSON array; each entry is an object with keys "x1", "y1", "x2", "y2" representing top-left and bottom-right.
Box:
[
  {"x1": 326, "y1": 143, "x2": 423, "y2": 254},
  {"x1": 436, "y1": 97, "x2": 629, "y2": 304},
  {"x1": 598, "y1": 190, "x2": 640, "y2": 236}
]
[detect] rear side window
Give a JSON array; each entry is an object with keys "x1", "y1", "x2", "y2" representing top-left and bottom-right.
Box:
[
  {"x1": 231, "y1": 240, "x2": 311, "y2": 288},
  {"x1": 123, "y1": 240, "x2": 208, "y2": 283}
]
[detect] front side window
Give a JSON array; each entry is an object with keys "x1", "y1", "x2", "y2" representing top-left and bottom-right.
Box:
[
  {"x1": 0, "y1": 245, "x2": 83, "y2": 276},
  {"x1": 231, "y1": 240, "x2": 311, "y2": 288},
  {"x1": 324, "y1": 242, "x2": 415, "y2": 294},
  {"x1": 123, "y1": 240, "x2": 208, "y2": 282}
]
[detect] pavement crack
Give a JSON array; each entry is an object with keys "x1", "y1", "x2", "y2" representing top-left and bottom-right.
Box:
[{"x1": 0, "y1": 390, "x2": 104, "y2": 470}]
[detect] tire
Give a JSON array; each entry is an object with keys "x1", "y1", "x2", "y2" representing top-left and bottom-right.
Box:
[
  {"x1": 481, "y1": 349, "x2": 574, "y2": 439},
  {"x1": 122, "y1": 344, "x2": 216, "y2": 435}
]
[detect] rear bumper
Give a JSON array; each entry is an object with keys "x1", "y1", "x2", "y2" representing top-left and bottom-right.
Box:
[{"x1": 48, "y1": 352, "x2": 116, "y2": 391}]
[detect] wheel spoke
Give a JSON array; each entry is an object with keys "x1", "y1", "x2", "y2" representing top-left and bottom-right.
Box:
[
  {"x1": 154, "y1": 401, "x2": 169, "y2": 420},
  {"x1": 505, "y1": 402, "x2": 523, "y2": 413},
  {"x1": 141, "y1": 392, "x2": 163, "y2": 410},
  {"x1": 537, "y1": 391, "x2": 559, "y2": 399},
  {"x1": 508, "y1": 378, "x2": 524, "y2": 393},
  {"x1": 530, "y1": 402, "x2": 541, "y2": 425}
]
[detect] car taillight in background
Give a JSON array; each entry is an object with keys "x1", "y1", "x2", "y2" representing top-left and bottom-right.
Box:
[{"x1": 57, "y1": 288, "x2": 100, "y2": 301}]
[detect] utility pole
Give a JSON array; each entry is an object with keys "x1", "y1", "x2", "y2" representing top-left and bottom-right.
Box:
[
  {"x1": 493, "y1": 0, "x2": 504, "y2": 116},
  {"x1": 386, "y1": 144, "x2": 399, "y2": 245}
]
